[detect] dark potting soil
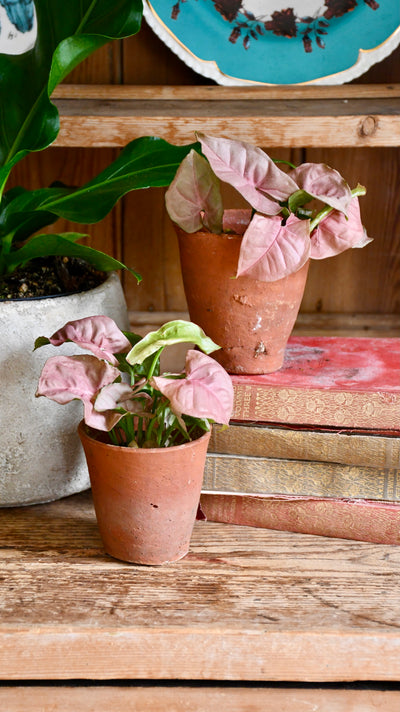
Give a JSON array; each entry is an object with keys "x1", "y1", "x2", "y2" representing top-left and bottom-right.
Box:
[{"x1": 0, "y1": 256, "x2": 107, "y2": 300}]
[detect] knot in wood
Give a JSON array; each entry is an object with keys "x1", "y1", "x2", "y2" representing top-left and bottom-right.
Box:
[{"x1": 359, "y1": 115, "x2": 377, "y2": 137}]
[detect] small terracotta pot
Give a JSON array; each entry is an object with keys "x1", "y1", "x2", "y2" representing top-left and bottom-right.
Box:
[
  {"x1": 78, "y1": 422, "x2": 211, "y2": 565},
  {"x1": 176, "y1": 209, "x2": 309, "y2": 374}
]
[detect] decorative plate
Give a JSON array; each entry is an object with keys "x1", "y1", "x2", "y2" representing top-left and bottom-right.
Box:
[
  {"x1": 0, "y1": 0, "x2": 37, "y2": 55},
  {"x1": 143, "y1": 0, "x2": 400, "y2": 85}
]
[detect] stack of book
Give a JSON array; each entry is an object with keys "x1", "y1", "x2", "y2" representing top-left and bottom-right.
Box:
[{"x1": 200, "y1": 336, "x2": 400, "y2": 544}]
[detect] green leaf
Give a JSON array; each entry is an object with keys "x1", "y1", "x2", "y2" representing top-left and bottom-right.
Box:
[
  {"x1": 126, "y1": 320, "x2": 220, "y2": 366},
  {"x1": 0, "y1": 139, "x2": 195, "y2": 276},
  {"x1": 0, "y1": 152, "x2": 31, "y2": 199},
  {"x1": 288, "y1": 189, "x2": 313, "y2": 214},
  {"x1": 33, "y1": 336, "x2": 51, "y2": 351},
  {"x1": 0, "y1": 185, "x2": 73, "y2": 243},
  {"x1": 4, "y1": 233, "x2": 141, "y2": 281},
  {"x1": 0, "y1": 137, "x2": 198, "y2": 240},
  {"x1": 38, "y1": 137, "x2": 198, "y2": 223},
  {"x1": 0, "y1": 0, "x2": 143, "y2": 182}
]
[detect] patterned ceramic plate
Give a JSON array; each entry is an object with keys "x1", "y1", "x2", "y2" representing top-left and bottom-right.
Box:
[
  {"x1": 0, "y1": 0, "x2": 37, "y2": 55},
  {"x1": 143, "y1": 0, "x2": 400, "y2": 85}
]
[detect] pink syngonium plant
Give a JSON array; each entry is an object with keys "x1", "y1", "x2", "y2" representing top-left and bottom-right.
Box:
[
  {"x1": 165, "y1": 133, "x2": 372, "y2": 282},
  {"x1": 35, "y1": 316, "x2": 233, "y2": 447}
]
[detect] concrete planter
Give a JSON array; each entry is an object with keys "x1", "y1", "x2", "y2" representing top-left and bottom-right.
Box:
[{"x1": 0, "y1": 273, "x2": 129, "y2": 507}]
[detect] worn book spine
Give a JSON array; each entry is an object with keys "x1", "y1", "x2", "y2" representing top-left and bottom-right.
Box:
[
  {"x1": 229, "y1": 336, "x2": 400, "y2": 429},
  {"x1": 203, "y1": 453, "x2": 400, "y2": 501},
  {"x1": 210, "y1": 423, "x2": 400, "y2": 469},
  {"x1": 231, "y1": 383, "x2": 400, "y2": 429},
  {"x1": 199, "y1": 493, "x2": 400, "y2": 545}
]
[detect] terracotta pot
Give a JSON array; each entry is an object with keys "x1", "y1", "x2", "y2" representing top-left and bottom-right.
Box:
[
  {"x1": 176, "y1": 209, "x2": 309, "y2": 374},
  {"x1": 78, "y1": 422, "x2": 211, "y2": 565}
]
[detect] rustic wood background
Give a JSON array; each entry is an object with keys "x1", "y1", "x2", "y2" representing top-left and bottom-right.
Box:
[{"x1": 7, "y1": 24, "x2": 400, "y2": 321}]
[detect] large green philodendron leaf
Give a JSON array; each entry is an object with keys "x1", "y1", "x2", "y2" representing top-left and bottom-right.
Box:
[
  {"x1": 2, "y1": 138, "x2": 198, "y2": 225},
  {"x1": 0, "y1": 185, "x2": 73, "y2": 243},
  {"x1": 41, "y1": 138, "x2": 199, "y2": 222},
  {"x1": 0, "y1": 138, "x2": 197, "y2": 278},
  {"x1": 0, "y1": 0, "x2": 143, "y2": 192}
]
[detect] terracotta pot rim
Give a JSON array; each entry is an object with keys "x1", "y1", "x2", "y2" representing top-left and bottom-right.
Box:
[
  {"x1": 178, "y1": 228, "x2": 243, "y2": 241},
  {"x1": 175, "y1": 208, "x2": 253, "y2": 240},
  {"x1": 78, "y1": 420, "x2": 210, "y2": 454}
]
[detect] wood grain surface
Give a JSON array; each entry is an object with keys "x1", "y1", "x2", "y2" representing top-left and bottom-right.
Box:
[
  {"x1": 1, "y1": 492, "x2": 400, "y2": 681},
  {"x1": 1, "y1": 686, "x2": 400, "y2": 711},
  {"x1": 53, "y1": 105, "x2": 400, "y2": 148}
]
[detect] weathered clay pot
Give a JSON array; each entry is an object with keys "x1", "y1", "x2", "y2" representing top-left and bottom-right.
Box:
[
  {"x1": 176, "y1": 209, "x2": 309, "y2": 374},
  {"x1": 0, "y1": 272, "x2": 129, "y2": 507},
  {"x1": 78, "y1": 423, "x2": 211, "y2": 565}
]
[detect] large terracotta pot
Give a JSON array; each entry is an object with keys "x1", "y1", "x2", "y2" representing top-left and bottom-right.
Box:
[
  {"x1": 176, "y1": 209, "x2": 309, "y2": 375},
  {"x1": 78, "y1": 422, "x2": 211, "y2": 565},
  {"x1": 0, "y1": 272, "x2": 129, "y2": 507}
]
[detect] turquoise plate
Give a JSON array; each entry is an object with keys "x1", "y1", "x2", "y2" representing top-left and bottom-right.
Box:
[{"x1": 143, "y1": 0, "x2": 400, "y2": 85}]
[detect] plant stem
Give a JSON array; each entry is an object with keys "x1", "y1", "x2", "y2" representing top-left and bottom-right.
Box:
[
  {"x1": 108, "y1": 428, "x2": 120, "y2": 446},
  {"x1": 309, "y1": 185, "x2": 366, "y2": 233},
  {"x1": 147, "y1": 347, "x2": 163, "y2": 381},
  {"x1": 137, "y1": 416, "x2": 143, "y2": 447},
  {"x1": 0, "y1": 231, "x2": 16, "y2": 272},
  {"x1": 273, "y1": 158, "x2": 297, "y2": 170}
]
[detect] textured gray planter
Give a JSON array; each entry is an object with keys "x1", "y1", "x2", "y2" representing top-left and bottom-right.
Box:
[{"x1": 0, "y1": 273, "x2": 129, "y2": 507}]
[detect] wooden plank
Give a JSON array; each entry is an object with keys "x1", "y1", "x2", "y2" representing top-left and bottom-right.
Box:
[
  {"x1": 121, "y1": 23, "x2": 204, "y2": 86},
  {"x1": 300, "y1": 147, "x2": 400, "y2": 316},
  {"x1": 53, "y1": 84, "x2": 400, "y2": 101},
  {"x1": 1, "y1": 492, "x2": 400, "y2": 681},
  {"x1": 293, "y1": 313, "x2": 400, "y2": 336},
  {"x1": 51, "y1": 85, "x2": 400, "y2": 148},
  {"x1": 1, "y1": 686, "x2": 400, "y2": 711},
  {"x1": 122, "y1": 186, "x2": 184, "y2": 312},
  {"x1": 53, "y1": 98, "x2": 400, "y2": 120},
  {"x1": 54, "y1": 114, "x2": 399, "y2": 149}
]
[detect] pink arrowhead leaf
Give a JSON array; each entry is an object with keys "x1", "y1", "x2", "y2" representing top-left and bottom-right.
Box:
[
  {"x1": 152, "y1": 350, "x2": 234, "y2": 425},
  {"x1": 36, "y1": 355, "x2": 120, "y2": 404},
  {"x1": 310, "y1": 196, "x2": 373, "y2": 259},
  {"x1": 36, "y1": 354, "x2": 122, "y2": 431},
  {"x1": 237, "y1": 213, "x2": 311, "y2": 282},
  {"x1": 48, "y1": 315, "x2": 131, "y2": 365},
  {"x1": 94, "y1": 382, "x2": 152, "y2": 415},
  {"x1": 83, "y1": 402, "x2": 124, "y2": 431},
  {"x1": 165, "y1": 149, "x2": 223, "y2": 233},
  {"x1": 197, "y1": 133, "x2": 298, "y2": 215},
  {"x1": 91, "y1": 383, "x2": 153, "y2": 431},
  {"x1": 289, "y1": 162, "x2": 352, "y2": 214},
  {"x1": 94, "y1": 382, "x2": 136, "y2": 411}
]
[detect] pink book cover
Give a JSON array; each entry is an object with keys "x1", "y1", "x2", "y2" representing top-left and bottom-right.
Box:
[
  {"x1": 231, "y1": 336, "x2": 400, "y2": 429},
  {"x1": 200, "y1": 493, "x2": 400, "y2": 545}
]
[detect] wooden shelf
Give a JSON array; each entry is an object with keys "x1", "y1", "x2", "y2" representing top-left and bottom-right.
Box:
[
  {"x1": 129, "y1": 311, "x2": 400, "y2": 338},
  {"x1": 52, "y1": 84, "x2": 400, "y2": 148},
  {"x1": 2, "y1": 491, "x2": 400, "y2": 684},
  {"x1": 2, "y1": 686, "x2": 400, "y2": 711}
]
